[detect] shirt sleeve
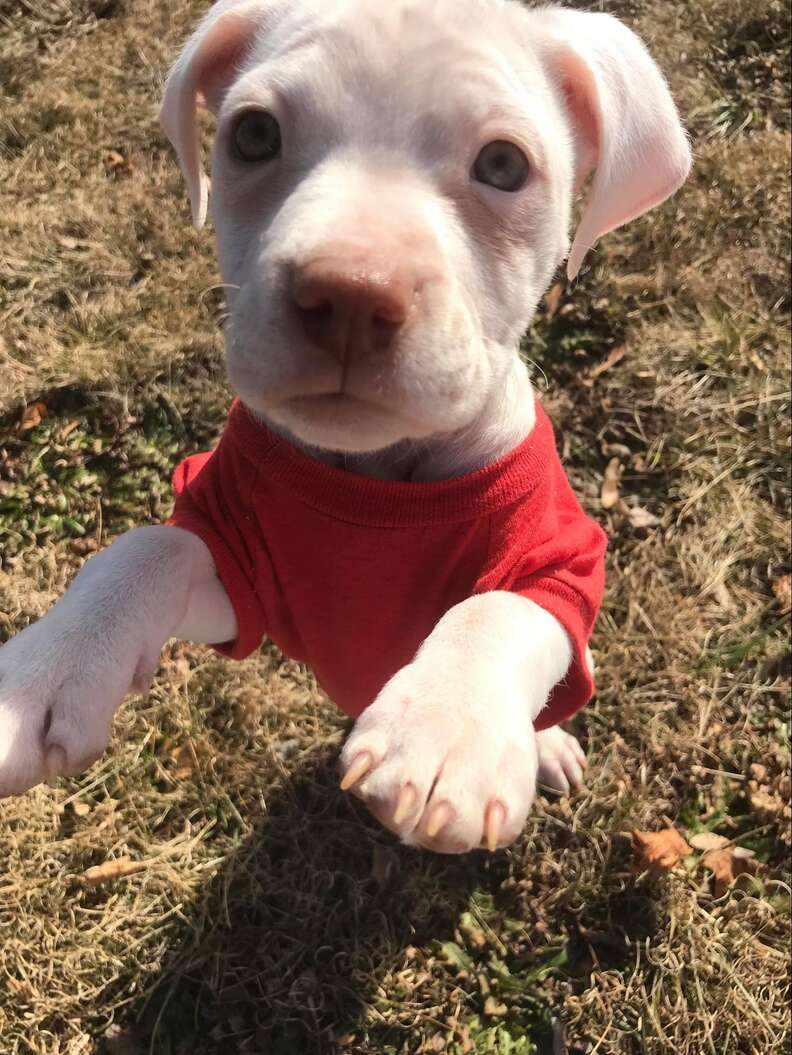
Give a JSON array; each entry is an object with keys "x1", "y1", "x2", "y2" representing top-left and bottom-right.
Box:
[
  {"x1": 166, "y1": 442, "x2": 267, "y2": 660},
  {"x1": 476, "y1": 469, "x2": 607, "y2": 732},
  {"x1": 511, "y1": 505, "x2": 606, "y2": 730}
]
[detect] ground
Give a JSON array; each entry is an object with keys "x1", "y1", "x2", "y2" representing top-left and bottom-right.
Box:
[{"x1": 0, "y1": 1, "x2": 789, "y2": 1053}]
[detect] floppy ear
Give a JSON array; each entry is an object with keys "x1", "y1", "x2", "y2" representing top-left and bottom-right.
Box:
[
  {"x1": 540, "y1": 9, "x2": 692, "y2": 280},
  {"x1": 160, "y1": 0, "x2": 280, "y2": 229}
]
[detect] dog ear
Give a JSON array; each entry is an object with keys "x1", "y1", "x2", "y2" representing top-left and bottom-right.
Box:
[
  {"x1": 540, "y1": 9, "x2": 692, "y2": 280},
  {"x1": 160, "y1": 0, "x2": 282, "y2": 229}
]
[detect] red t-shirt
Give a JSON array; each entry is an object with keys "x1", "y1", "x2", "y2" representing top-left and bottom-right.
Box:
[{"x1": 167, "y1": 399, "x2": 607, "y2": 731}]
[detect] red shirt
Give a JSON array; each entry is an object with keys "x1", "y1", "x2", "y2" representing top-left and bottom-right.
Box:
[{"x1": 167, "y1": 399, "x2": 606, "y2": 731}]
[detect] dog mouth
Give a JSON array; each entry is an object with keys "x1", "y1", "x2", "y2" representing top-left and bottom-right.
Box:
[
  {"x1": 268, "y1": 390, "x2": 437, "y2": 452},
  {"x1": 284, "y1": 390, "x2": 407, "y2": 423}
]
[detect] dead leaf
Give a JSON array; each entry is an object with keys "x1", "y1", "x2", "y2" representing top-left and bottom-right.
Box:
[
  {"x1": 689, "y1": 831, "x2": 730, "y2": 852},
  {"x1": 632, "y1": 827, "x2": 692, "y2": 874},
  {"x1": 711, "y1": 579, "x2": 733, "y2": 610},
  {"x1": 602, "y1": 441, "x2": 631, "y2": 460},
  {"x1": 749, "y1": 763, "x2": 768, "y2": 782},
  {"x1": 601, "y1": 458, "x2": 622, "y2": 510},
  {"x1": 771, "y1": 574, "x2": 791, "y2": 613},
  {"x1": 582, "y1": 345, "x2": 626, "y2": 387},
  {"x1": 70, "y1": 800, "x2": 91, "y2": 817},
  {"x1": 82, "y1": 856, "x2": 147, "y2": 887},
  {"x1": 19, "y1": 402, "x2": 47, "y2": 431},
  {"x1": 702, "y1": 846, "x2": 759, "y2": 897},
  {"x1": 169, "y1": 739, "x2": 199, "y2": 779},
  {"x1": 545, "y1": 283, "x2": 563, "y2": 320},
  {"x1": 167, "y1": 734, "x2": 211, "y2": 776},
  {"x1": 749, "y1": 785, "x2": 787, "y2": 823},
  {"x1": 484, "y1": 996, "x2": 508, "y2": 1017},
  {"x1": 103, "y1": 150, "x2": 135, "y2": 178},
  {"x1": 626, "y1": 505, "x2": 660, "y2": 530}
]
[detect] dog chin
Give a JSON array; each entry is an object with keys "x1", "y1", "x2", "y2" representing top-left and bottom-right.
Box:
[{"x1": 259, "y1": 393, "x2": 437, "y2": 454}]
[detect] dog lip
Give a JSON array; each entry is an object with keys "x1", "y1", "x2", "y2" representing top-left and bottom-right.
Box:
[
  {"x1": 284, "y1": 391, "x2": 420, "y2": 427},
  {"x1": 282, "y1": 390, "x2": 444, "y2": 430},
  {"x1": 286, "y1": 391, "x2": 379, "y2": 411}
]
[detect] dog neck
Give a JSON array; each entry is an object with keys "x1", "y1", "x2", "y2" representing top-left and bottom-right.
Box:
[{"x1": 256, "y1": 360, "x2": 538, "y2": 482}]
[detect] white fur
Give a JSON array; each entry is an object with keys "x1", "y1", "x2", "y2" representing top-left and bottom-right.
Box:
[{"x1": 0, "y1": 0, "x2": 689, "y2": 852}]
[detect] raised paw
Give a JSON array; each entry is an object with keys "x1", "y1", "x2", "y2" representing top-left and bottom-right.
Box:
[
  {"x1": 339, "y1": 659, "x2": 539, "y2": 854},
  {"x1": 535, "y1": 725, "x2": 587, "y2": 795},
  {"x1": 0, "y1": 610, "x2": 157, "y2": 797}
]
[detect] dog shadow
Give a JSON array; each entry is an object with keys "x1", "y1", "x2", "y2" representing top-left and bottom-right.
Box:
[{"x1": 127, "y1": 738, "x2": 502, "y2": 1055}]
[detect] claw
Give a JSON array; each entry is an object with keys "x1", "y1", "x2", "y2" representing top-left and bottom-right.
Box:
[
  {"x1": 425, "y1": 801, "x2": 452, "y2": 839},
  {"x1": 340, "y1": 751, "x2": 373, "y2": 791},
  {"x1": 484, "y1": 800, "x2": 505, "y2": 852},
  {"x1": 44, "y1": 744, "x2": 67, "y2": 787},
  {"x1": 392, "y1": 783, "x2": 416, "y2": 825}
]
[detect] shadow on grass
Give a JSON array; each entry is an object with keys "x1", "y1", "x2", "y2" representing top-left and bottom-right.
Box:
[
  {"x1": 130, "y1": 742, "x2": 490, "y2": 1055},
  {"x1": 115, "y1": 739, "x2": 662, "y2": 1055}
]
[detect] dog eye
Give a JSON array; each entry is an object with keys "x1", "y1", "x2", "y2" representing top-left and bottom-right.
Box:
[
  {"x1": 232, "y1": 110, "x2": 282, "y2": 163},
  {"x1": 472, "y1": 141, "x2": 529, "y2": 192}
]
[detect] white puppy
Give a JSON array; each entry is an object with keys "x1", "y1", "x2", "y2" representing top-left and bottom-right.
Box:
[{"x1": 0, "y1": 0, "x2": 690, "y2": 853}]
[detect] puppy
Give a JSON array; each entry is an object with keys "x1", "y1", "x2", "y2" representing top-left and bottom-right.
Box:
[{"x1": 0, "y1": 0, "x2": 690, "y2": 853}]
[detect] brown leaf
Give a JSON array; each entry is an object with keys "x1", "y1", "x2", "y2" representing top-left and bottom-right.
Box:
[
  {"x1": 545, "y1": 283, "x2": 563, "y2": 320},
  {"x1": 711, "y1": 579, "x2": 734, "y2": 610},
  {"x1": 702, "y1": 846, "x2": 759, "y2": 897},
  {"x1": 169, "y1": 739, "x2": 199, "y2": 779},
  {"x1": 749, "y1": 763, "x2": 768, "y2": 782},
  {"x1": 103, "y1": 150, "x2": 135, "y2": 178},
  {"x1": 632, "y1": 827, "x2": 692, "y2": 874},
  {"x1": 484, "y1": 996, "x2": 508, "y2": 1017},
  {"x1": 581, "y1": 345, "x2": 626, "y2": 387},
  {"x1": 626, "y1": 505, "x2": 660, "y2": 530},
  {"x1": 167, "y1": 738, "x2": 211, "y2": 780},
  {"x1": 82, "y1": 855, "x2": 147, "y2": 887},
  {"x1": 772, "y1": 574, "x2": 791, "y2": 613},
  {"x1": 689, "y1": 831, "x2": 730, "y2": 852},
  {"x1": 749, "y1": 786, "x2": 787, "y2": 822},
  {"x1": 19, "y1": 402, "x2": 47, "y2": 431},
  {"x1": 601, "y1": 458, "x2": 622, "y2": 510}
]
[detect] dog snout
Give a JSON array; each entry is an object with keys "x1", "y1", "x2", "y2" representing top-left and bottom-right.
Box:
[{"x1": 291, "y1": 256, "x2": 414, "y2": 363}]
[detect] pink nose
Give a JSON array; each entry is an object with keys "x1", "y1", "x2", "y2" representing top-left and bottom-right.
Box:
[{"x1": 292, "y1": 257, "x2": 413, "y2": 363}]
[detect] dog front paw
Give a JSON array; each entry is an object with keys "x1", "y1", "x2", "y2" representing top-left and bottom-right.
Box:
[
  {"x1": 339, "y1": 657, "x2": 539, "y2": 854},
  {"x1": 536, "y1": 725, "x2": 587, "y2": 795},
  {"x1": 0, "y1": 610, "x2": 159, "y2": 797}
]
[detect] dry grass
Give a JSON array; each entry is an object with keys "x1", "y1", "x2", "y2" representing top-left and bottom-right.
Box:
[{"x1": 0, "y1": 1, "x2": 790, "y2": 1052}]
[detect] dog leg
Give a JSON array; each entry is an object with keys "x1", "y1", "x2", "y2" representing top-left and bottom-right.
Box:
[
  {"x1": 536, "y1": 725, "x2": 587, "y2": 795},
  {"x1": 339, "y1": 592, "x2": 574, "y2": 853},
  {"x1": 0, "y1": 526, "x2": 235, "y2": 797}
]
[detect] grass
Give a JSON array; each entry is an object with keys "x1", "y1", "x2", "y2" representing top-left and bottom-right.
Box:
[{"x1": 0, "y1": 0, "x2": 790, "y2": 1052}]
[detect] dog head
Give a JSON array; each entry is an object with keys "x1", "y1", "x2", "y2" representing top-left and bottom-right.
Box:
[{"x1": 161, "y1": 0, "x2": 690, "y2": 454}]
